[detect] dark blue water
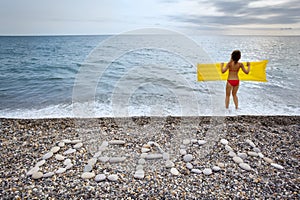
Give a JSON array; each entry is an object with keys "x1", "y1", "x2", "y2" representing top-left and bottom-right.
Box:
[{"x1": 0, "y1": 35, "x2": 299, "y2": 118}]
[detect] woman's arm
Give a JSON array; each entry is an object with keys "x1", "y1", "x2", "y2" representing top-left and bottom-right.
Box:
[
  {"x1": 241, "y1": 62, "x2": 250, "y2": 74},
  {"x1": 221, "y1": 62, "x2": 229, "y2": 74}
]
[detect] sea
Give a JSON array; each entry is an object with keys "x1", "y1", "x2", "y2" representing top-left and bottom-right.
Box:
[{"x1": 0, "y1": 32, "x2": 299, "y2": 118}]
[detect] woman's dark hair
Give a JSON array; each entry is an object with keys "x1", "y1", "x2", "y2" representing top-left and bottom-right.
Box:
[{"x1": 231, "y1": 50, "x2": 241, "y2": 63}]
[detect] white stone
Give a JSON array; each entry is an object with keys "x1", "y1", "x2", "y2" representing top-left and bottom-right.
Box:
[
  {"x1": 134, "y1": 170, "x2": 145, "y2": 179},
  {"x1": 253, "y1": 147, "x2": 261, "y2": 153},
  {"x1": 165, "y1": 160, "x2": 175, "y2": 168},
  {"x1": 56, "y1": 168, "x2": 66, "y2": 174},
  {"x1": 163, "y1": 153, "x2": 170, "y2": 160},
  {"x1": 136, "y1": 165, "x2": 143, "y2": 171},
  {"x1": 109, "y1": 157, "x2": 126, "y2": 163},
  {"x1": 84, "y1": 164, "x2": 93, "y2": 172},
  {"x1": 145, "y1": 154, "x2": 163, "y2": 160},
  {"x1": 180, "y1": 145, "x2": 186, "y2": 149},
  {"x1": 70, "y1": 139, "x2": 82, "y2": 144},
  {"x1": 217, "y1": 162, "x2": 225, "y2": 168},
  {"x1": 141, "y1": 153, "x2": 148, "y2": 158},
  {"x1": 271, "y1": 163, "x2": 284, "y2": 170},
  {"x1": 73, "y1": 143, "x2": 83, "y2": 149},
  {"x1": 233, "y1": 156, "x2": 244, "y2": 164},
  {"x1": 58, "y1": 141, "x2": 65, "y2": 147},
  {"x1": 263, "y1": 157, "x2": 274, "y2": 163},
  {"x1": 35, "y1": 160, "x2": 46, "y2": 167},
  {"x1": 63, "y1": 159, "x2": 72, "y2": 166},
  {"x1": 198, "y1": 140, "x2": 207, "y2": 145},
  {"x1": 258, "y1": 153, "x2": 264, "y2": 158},
  {"x1": 81, "y1": 172, "x2": 95, "y2": 179},
  {"x1": 183, "y1": 154, "x2": 193, "y2": 162},
  {"x1": 191, "y1": 169, "x2": 202, "y2": 174},
  {"x1": 65, "y1": 163, "x2": 73, "y2": 170},
  {"x1": 98, "y1": 156, "x2": 109, "y2": 163},
  {"x1": 93, "y1": 151, "x2": 102, "y2": 158},
  {"x1": 170, "y1": 168, "x2": 180, "y2": 176},
  {"x1": 62, "y1": 139, "x2": 72, "y2": 144},
  {"x1": 180, "y1": 149, "x2": 187, "y2": 155},
  {"x1": 27, "y1": 166, "x2": 39, "y2": 176},
  {"x1": 182, "y1": 139, "x2": 190, "y2": 145},
  {"x1": 95, "y1": 174, "x2": 106, "y2": 182},
  {"x1": 42, "y1": 152, "x2": 53, "y2": 160},
  {"x1": 43, "y1": 172, "x2": 54, "y2": 178},
  {"x1": 88, "y1": 158, "x2": 97, "y2": 166},
  {"x1": 237, "y1": 153, "x2": 247, "y2": 159},
  {"x1": 32, "y1": 171, "x2": 43, "y2": 179},
  {"x1": 220, "y1": 139, "x2": 229, "y2": 145},
  {"x1": 212, "y1": 166, "x2": 221, "y2": 172},
  {"x1": 55, "y1": 154, "x2": 65, "y2": 161},
  {"x1": 109, "y1": 140, "x2": 125, "y2": 145},
  {"x1": 141, "y1": 147, "x2": 150, "y2": 153},
  {"x1": 186, "y1": 163, "x2": 193, "y2": 170},
  {"x1": 191, "y1": 139, "x2": 198, "y2": 143},
  {"x1": 247, "y1": 151, "x2": 259, "y2": 157},
  {"x1": 107, "y1": 174, "x2": 118, "y2": 181},
  {"x1": 203, "y1": 168, "x2": 213, "y2": 175},
  {"x1": 50, "y1": 146, "x2": 60, "y2": 153},
  {"x1": 245, "y1": 139, "x2": 256, "y2": 148},
  {"x1": 138, "y1": 158, "x2": 146, "y2": 165},
  {"x1": 63, "y1": 148, "x2": 76, "y2": 155},
  {"x1": 228, "y1": 151, "x2": 237, "y2": 157},
  {"x1": 225, "y1": 145, "x2": 233, "y2": 152},
  {"x1": 239, "y1": 163, "x2": 251, "y2": 171}
]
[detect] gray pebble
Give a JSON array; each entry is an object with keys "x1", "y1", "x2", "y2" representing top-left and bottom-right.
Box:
[
  {"x1": 180, "y1": 149, "x2": 187, "y2": 155},
  {"x1": 55, "y1": 154, "x2": 65, "y2": 161},
  {"x1": 56, "y1": 168, "x2": 66, "y2": 174},
  {"x1": 43, "y1": 172, "x2": 54, "y2": 178},
  {"x1": 186, "y1": 162, "x2": 193, "y2": 169},
  {"x1": 32, "y1": 171, "x2": 43, "y2": 179},
  {"x1": 84, "y1": 164, "x2": 93, "y2": 172},
  {"x1": 73, "y1": 142, "x2": 83, "y2": 149},
  {"x1": 198, "y1": 140, "x2": 207, "y2": 145},
  {"x1": 237, "y1": 153, "x2": 247, "y2": 159},
  {"x1": 165, "y1": 160, "x2": 175, "y2": 168},
  {"x1": 109, "y1": 157, "x2": 126, "y2": 163},
  {"x1": 109, "y1": 140, "x2": 125, "y2": 145},
  {"x1": 145, "y1": 154, "x2": 163, "y2": 160},
  {"x1": 191, "y1": 169, "x2": 202, "y2": 174},
  {"x1": 134, "y1": 170, "x2": 145, "y2": 179},
  {"x1": 138, "y1": 158, "x2": 146, "y2": 165},
  {"x1": 95, "y1": 174, "x2": 106, "y2": 182},
  {"x1": 107, "y1": 174, "x2": 118, "y2": 181},
  {"x1": 98, "y1": 156, "x2": 110, "y2": 163},
  {"x1": 203, "y1": 168, "x2": 213, "y2": 175},
  {"x1": 42, "y1": 151, "x2": 53, "y2": 160},
  {"x1": 50, "y1": 146, "x2": 60, "y2": 153},
  {"x1": 183, "y1": 154, "x2": 193, "y2": 162},
  {"x1": 81, "y1": 172, "x2": 95, "y2": 179},
  {"x1": 212, "y1": 166, "x2": 221, "y2": 172},
  {"x1": 63, "y1": 148, "x2": 76, "y2": 155},
  {"x1": 239, "y1": 163, "x2": 251, "y2": 171},
  {"x1": 233, "y1": 156, "x2": 244, "y2": 164},
  {"x1": 35, "y1": 160, "x2": 46, "y2": 167},
  {"x1": 170, "y1": 168, "x2": 180, "y2": 176}
]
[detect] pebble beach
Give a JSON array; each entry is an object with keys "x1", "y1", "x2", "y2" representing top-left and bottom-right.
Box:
[{"x1": 1, "y1": 116, "x2": 299, "y2": 199}]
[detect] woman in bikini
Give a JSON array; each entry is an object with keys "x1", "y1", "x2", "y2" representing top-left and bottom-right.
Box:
[{"x1": 221, "y1": 50, "x2": 250, "y2": 109}]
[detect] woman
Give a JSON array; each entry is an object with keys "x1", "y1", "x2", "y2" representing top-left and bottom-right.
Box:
[{"x1": 221, "y1": 50, "x2": 250, "y2": 109}]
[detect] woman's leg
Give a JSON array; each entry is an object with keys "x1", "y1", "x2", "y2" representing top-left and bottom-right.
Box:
[
  {"x1": 232, "y1": 85, "x2": 239, "y2": 109},
  {"x1": 225, "y1": 82, "x2": 231, "y2": 109}
]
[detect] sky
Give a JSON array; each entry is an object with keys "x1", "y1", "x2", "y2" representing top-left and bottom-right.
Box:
[{"x1": 0, "y1": 0, "x2": 299, "y2": 35}]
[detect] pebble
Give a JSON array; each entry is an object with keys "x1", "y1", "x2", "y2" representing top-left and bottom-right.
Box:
[
  {"x1": 225, "y1": 145, "x2": 233, "y2": 152},
  {"x1": 245, "y1": 139, "x2": 256, "y2": 148},
  {"x1": 237, "y1": 153, "x2": 247, "y2": 159},
  {"x1": 191, "y1": 169, "x2": 202, "y2": 174},
  {"x1": 212, "y1": 166, "x2": 221, "y2": 172},
  {"x1": 107, "y1": 174, "x2": 118, "y2": 181},
  {"x1": 140, "y1": 153, "x2": 148, "y2": 158},
  {"x1": 98, "y1": 156, "x2": 110, "y2": 163},
  {"x1": 220, "y1": 139, "x2": 229, "y2": 145},
  {"x1": 198, "y1": 140, "x2": 207, "y2": 145},
  {"x1": 247, "y1": 151, "x2": 259, "y2": 157},
  {"x1": 32, "y1": 171, "x2": 43, "y2": 179},
  {"x1": 141, "y1": 147, "x2": 150, "y2": 153},
  {"x1": 55, "y1": 154, "x2": 65, "y2": 161},
  {"x1": 93, "y1": 151, "x2": 102, "y2": 158},
  {"x1": 109, "y1": 140, "x2": 125, "y2": 145},
  {"x1": 183, "y1": 154, "x2": 193, "y2": 162},
  {"x1": 63, "y1": 159, "x2": 72, "y2": 166},
  {"x1": 186, "y1": 162, "x2": 193, "y2": 170},
  {"x1": 258, "y1": 153, "x2": 264, "y2": 158},
  {"x1": 263, "y1": 157, "x2": 274, "y2": 163},
  {"x1": 180, "y1": 145, "x2": 186, "y2": 149},
  {"x1": 42, "y1": 151, "x2": 53, "y2": 160},
  {"x1": 27, "y1": 167, "x2": 39, "y2": 176},
  {"x1": 50, "y1": 146, "x2": 60, "y2": 153},
  {"x1": 233, "y1": 156, "x2": 244, "y2": 164},
  {"x1": 203, "y1": 168, "x2": 213, "y2": 175},
  {"x1": 35, "y1": 160, "x2": 46, "y2": 167},
  {"x1": 170, "y1": 168, "x2": 180, "y2": 176},
  {"x1": 253, "y1": 147, "x2": 261, "y2": 153},
  {"x1": 43, "y1": 172, "x2": 54, "y2": 178},
  {"x1": 163, "y1": 153, "x2": 170, "y2": 160},
  {"x1": 180, "y1": 149, "x2": 187, "y2": 155},
  {"x1": 95, "y1": 174, "x2": 106, "y2": 182},
  {"x1": 191, "y1": 139, "x2": 198, "y2": 143},
  {"x1": 165, "y1": 160, "x2": 175, "y2": 168},
  {"x1": 109, "y1": 157, "x2": 126, "y2": 163},
  {"x1": 73, "y1": 143, "x2": 83, "y2": 149},
  {"x1": 58, "y1": 141, "x2": 65, "y2": 147},
  {"x1": 138, "y1": 158, "x2": 146, "y2": 165},
  {"x1": 63, "y1": 139, "x2": 72, "y2": 144},
  {"x1": 134, "y1": 169, "x2": 145, "y2": 179},
  {"x1": 63, "y1": 148, "x2": 76, "y2": 155},
  {"x1": 56, "y1": 168, "x2": 66, "y2": 174},
  {"x1": 84, "y1": 164, "x2": 93, "y2": 172},
  {"x1": 65, "y1": 163, "x2": 73, "y2": 170},
  {"x1": 88, "y1": 158, "x2": 97, "y2": 166},
  {"x1": 81, "y1": 172, "x2": 95, "y2": 179},
  {"x1": 136, "y1": 165, "x2": 144, "y2": 171},
  {"x1": 271, "y1": 163, "x2": 284, "y2": 170},
  {"x1": 239, "y1": 163, "x2": 251, "y2": 171},
  {"x1": 217, "y1": 162, "x2": 225, "y2": 168},
  {"x1": 145, "y1": 154, "x2": 163, "y2": 160},
  {"x1": 182, "y1": 139, "x2": 190, "y2": 145},
  {"x1": 228, "y1": 151, "x2": 237, "y2": 157},
  {"x1": 70, "y1": 139, "x2": 82, "y2": 144}
]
